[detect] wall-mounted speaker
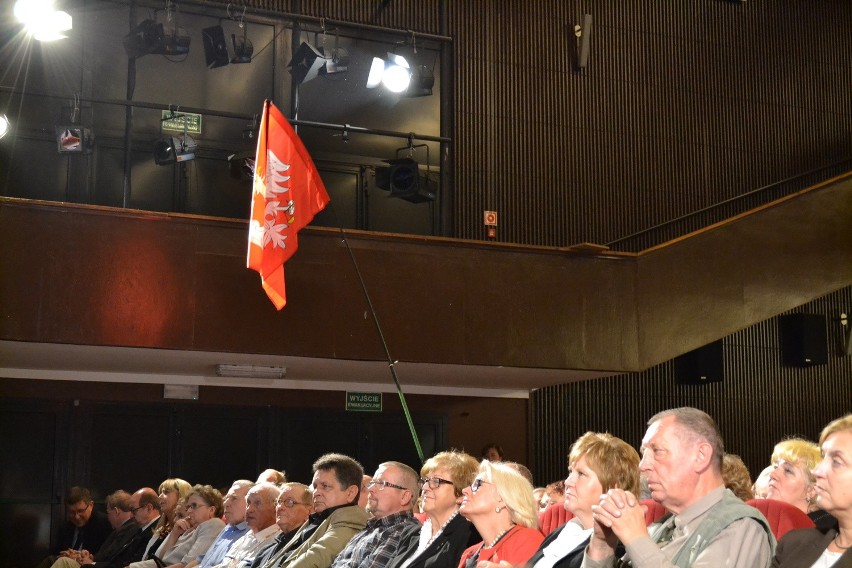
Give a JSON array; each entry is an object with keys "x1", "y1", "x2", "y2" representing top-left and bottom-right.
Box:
[
  {"x1": 779, "y1": 313, "x2": 828, "y2": 367},
  {"x1": 675, "y1": 340, "x2": 723, "y2": 385}
]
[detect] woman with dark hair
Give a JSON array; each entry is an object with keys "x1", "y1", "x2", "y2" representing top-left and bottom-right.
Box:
[{"x1": 526, "y1": 432, "x2": 640, "y2": 568}]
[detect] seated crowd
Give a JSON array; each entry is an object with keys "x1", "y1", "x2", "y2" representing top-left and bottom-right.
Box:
[{"x1": 40, "y1": 408, "x2": 852, "y2": 568}]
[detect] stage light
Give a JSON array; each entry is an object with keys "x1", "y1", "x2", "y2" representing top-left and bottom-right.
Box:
[
  {"x1": 367, "y1": 53, "x2": 412, "y2": 93},
  {"x1": 375, "y1": 158, "x2": 435, "y2": 203},
  {"x1": 56, "y1": 126, "x2": 93, "y2": 154},
  {"x1": 15, "y1": 0, "x2": 72, "y2": 41},
  {"x1": 230, "y1": 26, "x2": 253, "y2": 64},
  {"x1": 228, "y1": 151, "x2": 255, "y2": 179},
  {"x1": 288, "y1": 41, "x2": 349, "y2": 85},
  {"x1": 124, "y1": 19, "x2": 164, "y2": 57},
  {"x1": 288, "y1": 42, "x2": 327, "y2": 86},
  {"x1": 0, "y1": 115, "x2": 9, "y2": 140},
  {"x1": 154, "y1": 134, "x2": 197, "y2": 165}
]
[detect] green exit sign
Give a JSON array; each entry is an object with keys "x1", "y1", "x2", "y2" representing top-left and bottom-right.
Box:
[
  {"x1": 161, "y1": 111, "x2": 202, "y2": 134},
  {"x1": 346, "y1": 392, "x2": 382, "y2": 412}
]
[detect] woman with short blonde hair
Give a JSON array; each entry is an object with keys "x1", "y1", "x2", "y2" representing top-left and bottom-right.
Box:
[
  {"x1": 767, "y1": 438, "x2": 821, "y2": 514},
  {"x1": 527, "y1": 432, "x2": 640, "y2": 568}
]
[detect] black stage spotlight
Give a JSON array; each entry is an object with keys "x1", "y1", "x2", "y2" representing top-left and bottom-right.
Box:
[
  {"x1": 202, "y1": 25, "x2": 229, "y2": 68},
  {"x1": 123, "y1": 19, "x2": 164, "y2": 57},
  {"x1": 231, "y1": 27, "x2": 253, "y2": 64},
  {"x1": 154, "y1": 135, "x2": 197, "y2": 165},
  {"x1": 288, "y1": 42, "x2": 326, "y2": 86},
  {"x1": 407, "y1": 64, "x2": 434, "y2": 97},
  {"x1": 375, "y1": 158, "x2": 435, "y2": 203},
  {"x1": 56, "y1": 126, "x2": 93, "y2": 154},
  {"x1": 228, "y1": 151, "x2": 255, "y2": 179}
]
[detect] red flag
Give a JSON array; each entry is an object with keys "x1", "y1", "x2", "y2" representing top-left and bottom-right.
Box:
[{"x1": 247, "y1": 100, "x2": 330, "y2": 310}]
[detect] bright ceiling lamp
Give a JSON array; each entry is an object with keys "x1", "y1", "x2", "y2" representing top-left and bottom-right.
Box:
[
  {"x1": 0, "y1": 115, "x2": 9, "y2": 139},
  {"x1": 367, "y1": 53, "x2": 411, "y2": 93},
  {"x1": 14, "y1": 0, "x2": 72, "y2": 41}
]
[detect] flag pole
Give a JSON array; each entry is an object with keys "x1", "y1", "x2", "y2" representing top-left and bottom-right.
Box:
[{"x1": 337, "y1": 226, "x2": 426, "y2": 464}]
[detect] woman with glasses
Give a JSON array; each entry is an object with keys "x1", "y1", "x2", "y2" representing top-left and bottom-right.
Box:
[
  {"x1": 527, "y1": 432, "x2": 640, "y2": 568},
  {"x1": 154, "y1": 485, "x2": 224, "y2": 568},
  {"x1": 389, "y1": 451, "x2": 482, "y2": 568},
  {"x1": 457, "y1": 460, "x2": 543, "y2": 568}
]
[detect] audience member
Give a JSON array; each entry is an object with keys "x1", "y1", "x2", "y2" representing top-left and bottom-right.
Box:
[
  {"x1": 57, "y1": 487, "x2": 161, "y2": 568},
  {"x1": 586, "y1": 407, "x2": 774, "y2": 567},
  {"x1": 766, "y1": 438, "x2": 836, "y2": 529},
  {"x1": 216, "y1": 482, "x2": 281, "y2": 568},
  {"x1": 48, "y1": 490, "x2": 139, "y2": 568},
  {"x1": 259, "y1": 453, "x2": 367, "y2": 568},
  {"x1": 541, "y1": 481, "x2": 566, "y2": 510},
  {"x1": 153, "y1": 479, "x2": 193, "y2": 547},
  {"x1": 772, "y1": 413, "x2": 852, "y2": 567},
  {"x1": 134, "y1": 485, "x2": 224, "y2": 568},
  {"x1": 189, "y1": 480, "x2": 253, "y2": 568},
  {"x1": 329, "y1": 462, "x2": 421, "y2": 568},
  {"x1": 132, "y1": 487, "x2": 166, "y2": 560},
  {"x1": 389, "y1": 450, "x2": 481, "y2": 568},
  {"x1": 457, "y1": 460, "x2": 543, "y2": 567},
  {"x1": 753, "y1": 465, "x2": 774, "y2": 499},
  {"x1": 358, "y1": 476, "x2": 372, "y2": 510},
  {"x1": 258, "y1": 470, "x2": 287, "y2": 486},
  {"x1": 534, "y1": 488, "x2": 547, "y2": 511},
  {"x1": 251, "y1": 483, "x2": 312, "y2": 568},
  {"x1": 481, "y1": 444, "x2": 504, "y2": 463},
  {"x1": 529, "y1": 432, "x2": 640, "y2": 568},
  {"x1": 36, "y1": 487, "x2": 114, "y2": 568},
  {"x1": 722, "y1": 453, "x2": 755, "y2": 501}
]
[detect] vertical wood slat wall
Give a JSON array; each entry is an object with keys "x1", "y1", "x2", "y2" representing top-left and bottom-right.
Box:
[
  {"x1": 530, "y1": 285, "x2": 852, "y2": 486},
  {"x1": 450, "y1": 0, "x2": 852, "y2": 246}
]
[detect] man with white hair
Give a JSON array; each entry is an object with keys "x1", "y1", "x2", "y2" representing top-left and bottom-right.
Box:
[{"x1": 215, "y1": 483, "x2": 281, "y2": 568}]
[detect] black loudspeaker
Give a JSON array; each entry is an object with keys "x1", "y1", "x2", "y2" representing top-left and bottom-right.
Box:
[
  {"x1": 779, "y1": 313, "x2": 828, "y2": 367},
  {"x1": 202, "y1": 26, "x2": 230, "y2": 69},
  {"x1": 675, "y1": 340, "x2": 724, "y2": 385}
]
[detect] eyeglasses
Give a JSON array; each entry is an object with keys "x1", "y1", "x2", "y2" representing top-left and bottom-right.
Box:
[
  {"x1": 367, "y1": 479, "x2": 408, "y2": 491},
  {"x1": 276, "y1": 498, "x2": 308, "y2": 508},
  {"x1": 470, "y1": 478, "x2": 491, "y2": 493},
  {"x1": 419, "y1": 476, "x2": 455, "y2": 490},
  {"x1": 130, "y1": 505, "x2": 145, "y2": 514},
  {"x1": 185, "y1": 502, "x2": 211, "y2": 511}
]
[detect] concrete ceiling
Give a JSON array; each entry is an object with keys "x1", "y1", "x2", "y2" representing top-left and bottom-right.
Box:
[{"x1": 0, "y1": 340, "x2": 616, "y2": 399}]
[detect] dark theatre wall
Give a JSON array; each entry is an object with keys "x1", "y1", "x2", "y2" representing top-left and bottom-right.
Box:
[
  {"x1": 531, "y1": 285, "x2": 852, "y2": 485},
  {"x1": 0, "y1": 380, "x2": 527, "y2": 567}
]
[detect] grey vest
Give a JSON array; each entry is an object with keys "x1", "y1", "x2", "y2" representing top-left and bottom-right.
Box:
[{"x1": 648, "y1": 489, "x2": 775, "y2": 567}]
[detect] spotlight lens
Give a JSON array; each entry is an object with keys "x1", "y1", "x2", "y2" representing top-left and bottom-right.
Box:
[
  {"x1": 366, "y1": 57, "x2": 385, "y2": 88},
  {"x1": 0, "y1": 115, "x2": 9, "y2": 139},
  {"x1": 382, "y1": 64, "x2": 411, "y2": 93},
  {"x1": 14, "y1": 0, "x2": 54, "y2": 25},
  {"x1": 23, "y1": 8, "x2": 72, "y2": 41}
]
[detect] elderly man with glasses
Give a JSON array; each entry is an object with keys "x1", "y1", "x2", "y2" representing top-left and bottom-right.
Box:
[{"x1": 328, "y1": 461, "x2": 421, "y2": 568}]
